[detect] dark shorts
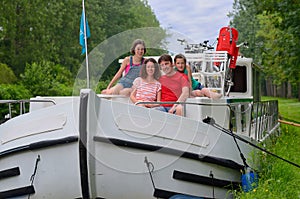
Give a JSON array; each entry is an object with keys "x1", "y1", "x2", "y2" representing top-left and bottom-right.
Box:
[{"x1": 194, "y1": 83, "x2": 204, "y2": 90}]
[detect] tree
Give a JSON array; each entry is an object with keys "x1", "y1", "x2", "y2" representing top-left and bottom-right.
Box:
[
  {"x1": 0, "y1": 0, "x2": 165, "y2": 78},
  {"x1": 0, "y1": 63, "x2": 17, "y2": 84},
  {"x1": 20, "y1": 61, "x2": 73, "y2": 96},
  {"x1": 229, "y1": 0, "x2": 300, "y2": 99}
]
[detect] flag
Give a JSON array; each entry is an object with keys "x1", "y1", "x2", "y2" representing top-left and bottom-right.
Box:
[{"x1": 79, "y1": 10, "x2": 90, "y2": 54}]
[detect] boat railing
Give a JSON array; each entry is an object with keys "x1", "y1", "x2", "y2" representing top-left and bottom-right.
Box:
[
  {"x1": 136, "y1": 100, "x2": 279, "y2": 142},
  {"x1": 186, "y1": 51, "x2": 228, "y2": 94},
  {"x1": 0, "y1": 99, "x2": 56, "y2": 122},
  {"x1": 251, "y1": 100, "x2": 279, "y2": 141},
  {"x1": 223, "y1": 100, "x2": 279, "y2": 141}
]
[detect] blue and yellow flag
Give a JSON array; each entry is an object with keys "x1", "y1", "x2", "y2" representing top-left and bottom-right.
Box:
[{"x1": 79, "y1": 10, "x2": 90, "y2": 54}]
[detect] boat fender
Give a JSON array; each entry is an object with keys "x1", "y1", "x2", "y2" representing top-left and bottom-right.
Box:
[{"x1": 241, "y1": 167, "x2": 258, "y2": 192}]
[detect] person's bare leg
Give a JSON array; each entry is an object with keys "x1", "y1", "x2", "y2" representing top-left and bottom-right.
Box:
[
  {"x1": 101, "y1": 89, "x2": 109, "y2": 94},
  {"x1": 191, "y1": 90, "x2": 205, "y2": 97},
  {"x1": 201, "y1": 88, "x2": 222, "y2": 99},
  {"x1": 119, "y1": 88, "x2": 132, "y2": 96},
  {"x1": 101, "y1": 84, "x2": 123, "y2": 95}
]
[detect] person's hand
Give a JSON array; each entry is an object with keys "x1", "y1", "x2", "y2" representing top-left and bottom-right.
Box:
[{"x1": 168, "y1": 104, "x2": 177, "y2": 114}]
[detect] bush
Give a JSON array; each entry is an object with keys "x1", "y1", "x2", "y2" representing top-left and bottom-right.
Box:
[
  {"x1": 0, "y1": 63, "x2": 17, "y2": 84},
  {"x1": 0, "y1": 84, "x2": 32, "y2": 119},
  {"x1": 20, "y1": 61, "x2": 74, "y2": 96}
]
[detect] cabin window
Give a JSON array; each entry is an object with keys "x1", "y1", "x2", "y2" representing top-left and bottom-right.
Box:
[{"x1": 231, "y1": 65, "x2": 247, "y2": 92}]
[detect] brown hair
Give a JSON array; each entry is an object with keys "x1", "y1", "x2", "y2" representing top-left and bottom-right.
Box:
[
  {"x1": 140, "y1": 58, "x2": 161, "y2": 80},
  {"x1": 158, "y1": 54, "x2": 173, "y2": 64},
  {"x1": 174, "y1": 53, "x2": 187, "y2": 65},
  {"x1": 130, "y1": 39, "x2": 147, "y2": 54}
]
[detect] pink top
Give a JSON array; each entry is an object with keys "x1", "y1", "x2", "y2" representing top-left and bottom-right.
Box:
[
  {"x1": 124, "y1": 62, "x2": 141, "y2": 76},
  {"x1": 132, "y1": 77, "x2": 161, "y2": 102}
]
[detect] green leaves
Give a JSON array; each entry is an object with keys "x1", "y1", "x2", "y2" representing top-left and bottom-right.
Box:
[
  {"x1": 20, "y1": 61, "x2": 73, "y2": 96},
  {"x1": 0, "y1": 0, "x2": 165, "y2": 99},
  {"x1": 0, "y1": 63, "x2": 17, "y2": 84},
  {"x1": 230, "y1": 0, "x2": 300, "y2": 93}
]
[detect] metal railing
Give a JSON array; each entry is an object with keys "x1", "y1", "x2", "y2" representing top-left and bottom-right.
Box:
[
  {"x1": 224, "y1": 100, "x2": 279, "y2": 141},
  {"x1": 135, "y1": 100, "x2": 279, "y2": 142},
  {"x1": 0, "y1": 99, "x2": 56, "y2": 121},
  {"x1": 251, "y1": 100, "x2": 279, "y2": 141}
]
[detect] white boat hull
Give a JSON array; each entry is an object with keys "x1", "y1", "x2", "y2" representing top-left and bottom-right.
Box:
[{"x1": 0, "y1": 89, "x2": 278, "y2": 198}]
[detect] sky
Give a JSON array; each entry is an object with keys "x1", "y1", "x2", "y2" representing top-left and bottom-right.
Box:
[{"x1": 146, "y1": 0, "x2": 234, "y2": 50}]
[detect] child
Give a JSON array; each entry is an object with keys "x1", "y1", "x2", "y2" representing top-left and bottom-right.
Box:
[
  {"x1": 130, "y1": 58, "x2": 161, "y2": 108},
  {"x1": 101, "y1": 39, "x2": 146, "y2": 96},
  {"x1": 155, "y1": 54, "x2": 190, "y2": 116},
  {"x1": 174, "y1": 54, "x2": 222, "y2": 99}
]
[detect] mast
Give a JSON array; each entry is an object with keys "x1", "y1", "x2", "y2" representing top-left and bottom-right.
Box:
[{"x1": 82, "y1": 0, "x2": 90, "y2": 88}]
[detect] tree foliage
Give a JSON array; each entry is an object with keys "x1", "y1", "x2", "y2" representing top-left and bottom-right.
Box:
[
  {"x1": 20, "y1": 61, "x2": 73, "y2": 96},
  {"x1": 0, "y1": 63, "x2": 17, "y2": 84},
  {"x1": 0, "y1": 0, "x2": 164, "y2": 98},
  {"x1": 0, "y1": 84, "x2": 32, "y2": 119},
  {"x1": 0, "y1": 0, "x2": 163, "y2": 76},
  {"x1": 229, "y1": 0, "x2": 300, "y2": 97}
]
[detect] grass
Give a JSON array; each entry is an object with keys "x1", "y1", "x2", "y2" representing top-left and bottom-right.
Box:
[
  {"x1": 234, "y1": 96, "x2": 300, "y2": 199},
  {"x1": 262, "y1": 96, "x2": 300, "y2": 122}
]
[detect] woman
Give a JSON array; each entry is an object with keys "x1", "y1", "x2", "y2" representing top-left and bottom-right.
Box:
[
  {"x1": 101, "y1": 39, "x2": 146, "y2": 96},
  {"x1": 130, "y1": 58, "x2": 161, "y2": 108}
]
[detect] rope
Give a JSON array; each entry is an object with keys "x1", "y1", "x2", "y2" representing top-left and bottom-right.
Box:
[
  {"x1": 28, "y1": 155, "x2": 41, "y2": 199},
  {"x1": 144, "y1": 156, "x2": 158, "y2": 199},
  {"x1": 278, "y1": 119, "x2": 300, "y2": 128},
  {"x1": 203, "y1": 117, "x2": 300, "y2": 169},
  {"x1": 203, "y1": 117, "x2": 249, "y2": 170},
  {"x1": 209, "y1": 171, "x2": 215, "y2": 199}
]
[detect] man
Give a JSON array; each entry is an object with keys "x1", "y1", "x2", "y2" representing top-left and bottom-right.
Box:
[{"x1": 156, "y1": 54, "x2": 190, "y2": 116}]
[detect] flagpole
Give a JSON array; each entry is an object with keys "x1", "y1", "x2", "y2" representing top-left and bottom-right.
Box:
[{"x1": 82, "y1": 0, "x2": 90, "y2": 88}]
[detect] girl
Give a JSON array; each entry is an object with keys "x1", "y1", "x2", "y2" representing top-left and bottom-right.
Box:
[
  {"x1": 130, "y1": 58, "x2": 161, "y2": 108},
  {"x1": 101, "y1": 39, "x2": 146, "y2": 96},
  {"x1": 174, "y1": 54, "x2": 222, "y2": 99}
]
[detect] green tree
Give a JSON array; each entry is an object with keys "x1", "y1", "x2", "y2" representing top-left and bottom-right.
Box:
[
  {"x1": 0, "y1": 0, "x2": 164, "y2": 77},
  {"x1": 0, "y1": 63, "x2": 17, "y2": 84},
  {"x1": 20, "y1": 61, "x2": 73, "y2": 96},
  {"x1": 0, "y1": 84, "x2": 31, "y2": 119},
  {"x1": 229, "y1": 0, "x2": 300, "y2": 99}
]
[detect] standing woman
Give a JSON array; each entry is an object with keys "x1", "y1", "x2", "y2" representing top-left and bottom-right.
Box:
[{"x1": 101, "y1": 39, "x2": 146, "y2": 96}]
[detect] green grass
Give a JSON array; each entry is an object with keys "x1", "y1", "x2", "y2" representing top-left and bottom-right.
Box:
[
  {"x1": 234, "y1": 97, "x2": 300, "y2": 199},
  {"x1": 262, "y1": 96, "x2": 300, "y2": 123}
]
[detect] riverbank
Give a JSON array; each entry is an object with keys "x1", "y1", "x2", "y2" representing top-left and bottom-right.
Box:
[{"x1": 234, "y1": 97, "x2": 300, "y2": 198}]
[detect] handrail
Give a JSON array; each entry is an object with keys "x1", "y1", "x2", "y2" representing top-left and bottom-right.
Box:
[
  {"x1": 135, "y1": 100, "x2": 279, "y2": 142},
  {"x1": 0, "y1": 99, "x2": 56, "y2": 120},
  {"x1": 0, "y1": 99, "x2": 56, "y2": 105}
]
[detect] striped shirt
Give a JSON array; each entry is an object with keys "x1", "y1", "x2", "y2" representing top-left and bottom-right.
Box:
[{"x1": 132, "y1": 77, "x2": 161, "y2": 102}]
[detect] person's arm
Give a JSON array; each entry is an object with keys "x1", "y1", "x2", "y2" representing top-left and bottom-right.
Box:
[
  {"x1": 130, "y1": 77, "x2": 143, "y2": 105},
  {"x1": 157, "y1": 90, "x2": 161, "y2": 102},
  {"x1": 168, "y1": 86, "x2": 189, "y2": 114},
  {"x1": 186, "y1": 64, "x2": 193, "y2": 89},
  {"x1": 168, "y1": 86, "x2": 189, "y2": 115},
  {"x1": 130, "y1": 88, "x2": 138, "y2": 104},
  {"x1": 106, "y1": 57, "x2": 129, "y2": 89},
  {"x1": 178, "y1": 86, "x2": 189, "y2": 102}
]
